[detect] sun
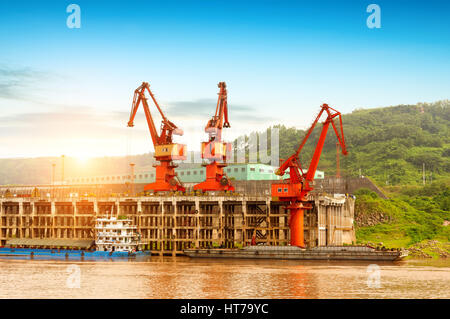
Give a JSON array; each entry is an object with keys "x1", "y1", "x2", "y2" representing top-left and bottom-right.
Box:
[{"x1": 74, "y1": 153, "x2": 92, "y2": 164}]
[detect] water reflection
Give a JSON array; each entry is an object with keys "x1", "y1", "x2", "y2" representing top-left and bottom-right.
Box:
[{"x1": 0, "y1": 257, "x2": 448, "y2": 299}]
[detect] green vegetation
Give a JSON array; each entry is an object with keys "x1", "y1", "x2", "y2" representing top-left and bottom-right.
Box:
[
  {"x1": 340, "y1": 101, "x2": 449, "y2": 186},
  {"x1": 354, "y1": 180, "x2": 450, "y2": 257}
]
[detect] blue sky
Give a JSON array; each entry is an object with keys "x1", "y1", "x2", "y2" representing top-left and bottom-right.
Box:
[{"x1": 0, "y1": 0, "x2": 449, "y2": 158}]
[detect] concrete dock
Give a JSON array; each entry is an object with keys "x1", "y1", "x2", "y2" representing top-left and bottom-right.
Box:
[{"x1": 0, "y1": 193, "x2": 355, "y2": 255}]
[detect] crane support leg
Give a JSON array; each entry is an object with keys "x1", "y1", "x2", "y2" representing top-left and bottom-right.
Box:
[
  {"x1": 144, "y1": 161, "x2": 185, "y2": 193},
  {"x1": 194, "y1": 161, "x2": 235, "y2": 192},
  {"x1": 289, "y1": 207, "x2": 305, "y2": 247}
]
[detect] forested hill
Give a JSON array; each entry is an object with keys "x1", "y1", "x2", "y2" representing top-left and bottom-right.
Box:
[
  {"x1": 339, "y1": 100, "x2": 449, "y2": 185},
  {"x1": 237, "y1": 100, "x2": 450, "y2": 186}
]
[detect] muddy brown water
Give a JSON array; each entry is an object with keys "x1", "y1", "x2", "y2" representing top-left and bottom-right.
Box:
[{"x1": 0, "y1": 256, "x2": 448, "y2": 298}]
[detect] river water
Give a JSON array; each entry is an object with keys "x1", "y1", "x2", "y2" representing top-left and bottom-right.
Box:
[{"x1": 0, "y1": 256, "x2": 448, "y2": 299}]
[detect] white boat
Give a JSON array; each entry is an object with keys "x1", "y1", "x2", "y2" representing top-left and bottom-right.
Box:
[
  {"x1": 94, "y1": 216, "x2": 148, "y2": 256},
  {"x1": 0, "y1": 215, "x2": 150, "y2": 259}
]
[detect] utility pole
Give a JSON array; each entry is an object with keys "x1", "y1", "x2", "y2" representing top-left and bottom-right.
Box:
[
  {"x1": 130, "y1": 163, "x2": 135, "y2": 196},
  {"x1": 423, "y1": 162, "x2": 425, "y2": 186},
  {"x1": 51, "y1": 163, "x2": 56, "y2": 198},
  {"x1": 336, "y1": 142, "x2": 341, "y2": 178},
  {"x1": 61, "y1": 155, "x2": 65, "y2": 184}
]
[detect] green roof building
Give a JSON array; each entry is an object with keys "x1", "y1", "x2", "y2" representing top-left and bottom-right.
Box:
[
  {"x1": 175, "y1": 163, "x2": 324, "y2": 183},
  {"x1": 68, "y1": 163, "x2": 324, "y2": 185}
]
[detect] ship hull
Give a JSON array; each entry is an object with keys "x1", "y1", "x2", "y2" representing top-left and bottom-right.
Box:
[{"x1": 184, "y1": 246, "x2": 406, "y2": 261}]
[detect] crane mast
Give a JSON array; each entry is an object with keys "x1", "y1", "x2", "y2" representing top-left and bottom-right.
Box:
[
  {"x1": 194, "y1": 82, "x2": 234, "y2": 192},
  {"x1": 127, "y1": 82, "x2": 186, "y2": 193},
  {"x1": 271, "y1": 103, "x2": 347, "y2": 247}
]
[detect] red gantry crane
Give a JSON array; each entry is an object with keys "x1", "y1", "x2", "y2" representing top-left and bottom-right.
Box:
[
  {"x1": 194, "y1": 82, "x2": 235, "y2": 192},
  {"x1": 128, "y1": 82, "x2": 186, "y2": 192},
  {"x1": 271, "y1": 103, "x2": 347, "y2": 247}
]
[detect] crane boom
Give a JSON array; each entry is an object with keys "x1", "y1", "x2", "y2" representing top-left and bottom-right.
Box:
[
  {"x1": 304, "y1": 104, "x2": 347, "y2": 182},
  {"x1": 276, "y1": 104, "x2": 347, "y2": 189},
  {"x1": 205, "y1": 82, "x2": 230, "y2": 140},
  {"x1": 128, "y1": 82, "x2": 183, "y2": 146},
  {"x1": 213, "y1": 82, "x2": 230, "y2": 129}
]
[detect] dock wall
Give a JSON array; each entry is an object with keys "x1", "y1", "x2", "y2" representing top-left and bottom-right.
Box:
[{"x1": 0, "y1": 195, "x2": 355, "y2": 255}]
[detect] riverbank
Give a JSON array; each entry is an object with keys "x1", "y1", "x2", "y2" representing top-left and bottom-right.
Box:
[
  {"x1": 357, "y1": 240, "x2": 449, "y2": 259},
  {"x1": 406, "y1": 240, "x2": 450, "y2": 259}
]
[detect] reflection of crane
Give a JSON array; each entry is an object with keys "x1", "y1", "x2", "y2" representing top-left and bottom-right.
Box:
[
  {"x1": 194, "y1": 82, "x2": 235, "y2": 192},
  {"x1": 127, "y1": 82, "x2": 186, "y2": 192},
  {"x1": 271, "y1": 104, "x2": 347, "y2": 247}
]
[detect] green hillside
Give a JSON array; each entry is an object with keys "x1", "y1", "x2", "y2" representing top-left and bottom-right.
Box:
[
  {"x1": 339, "y1": 100, "x2": 449, "y2": 185},
  {"x1": 353, "y1": 181, "x2": 450, "y2": 257}
]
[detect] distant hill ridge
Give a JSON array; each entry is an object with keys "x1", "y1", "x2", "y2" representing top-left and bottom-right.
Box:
[{"x1": 0, "y1": 100, "x2": 449, "y2": 185}]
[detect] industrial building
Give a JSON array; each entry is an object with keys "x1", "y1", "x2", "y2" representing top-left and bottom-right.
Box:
[{"x1": 66, "y1": 164, "x2": 324, "y2": 185}]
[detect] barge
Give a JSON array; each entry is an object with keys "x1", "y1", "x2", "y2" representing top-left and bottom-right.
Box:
[
  {"x1": 184, "y1": 245, "x2": 408, "y2": 261},
  {"x1": 0, "y1": 247, "x2": 150, "y2": 259},
  {"x1": 0, "y1": 216, "x2": 150, "y2": 259}
]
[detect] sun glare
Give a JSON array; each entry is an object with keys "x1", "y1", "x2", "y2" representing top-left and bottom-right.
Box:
[{"x1": 74, "y1": 153, "x2": 92, "y2": 164}]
